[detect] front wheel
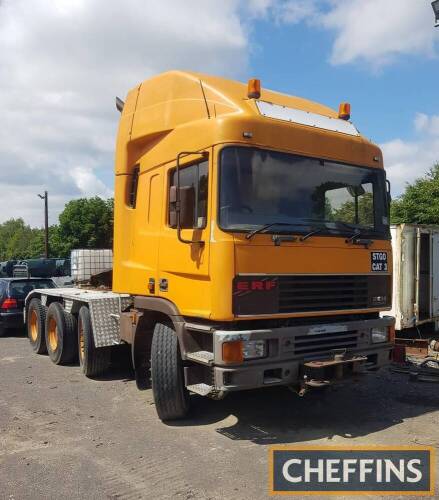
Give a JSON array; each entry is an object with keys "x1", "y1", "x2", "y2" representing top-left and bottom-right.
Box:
[{"x1": 150, "y1": 322, "x2": 190, "y2": 421}]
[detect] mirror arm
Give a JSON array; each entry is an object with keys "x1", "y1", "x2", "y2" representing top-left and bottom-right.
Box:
[
  {"x1": 176, "y1": 151, "x2": 208, "y2": 245},
  {"x1": 386, "y1": 178, "x2": 392, "y2": 214}
]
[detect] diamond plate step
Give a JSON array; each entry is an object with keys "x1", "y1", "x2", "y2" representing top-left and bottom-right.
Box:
[
  {"x1": 186, "y1": 351, "x2": 214, "y2": 365},
  {"x1": 186, "y1": 383, "x2": 214, "y2": 396}
]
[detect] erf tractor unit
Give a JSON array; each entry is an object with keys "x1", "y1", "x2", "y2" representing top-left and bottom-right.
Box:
[{"x1": 25, "y1": 72, "x2": 394, "y2": 421}]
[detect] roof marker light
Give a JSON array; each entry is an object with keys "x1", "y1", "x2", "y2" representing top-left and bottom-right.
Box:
[
  {"x1": 338, "y1": 102, "x2": 351, "y2": 121},
  {"x1": 247, "y1": 79, "x2": 261, "y2": 99}
]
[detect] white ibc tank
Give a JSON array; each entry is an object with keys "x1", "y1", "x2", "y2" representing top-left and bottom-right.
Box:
[{"x1": 71, "y1": 249, "x2": 113, "y2": 282}]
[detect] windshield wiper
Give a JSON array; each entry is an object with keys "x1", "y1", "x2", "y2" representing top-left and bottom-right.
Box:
[
  {"x1": 300, "y1": 227, "x2": 324, "y2": 241},
  {"x1": 245, "y1": 222, "x2": 296, "y2": 240},
  {"x1": 345, "y1": 228, "x2": 374, "y2": 248},
  {"x1": 346, "y1": 229, "x2": 362, "y2": 243},
  {"x1": 302, "y1": 218, "x2": 358, "y2": 232}
]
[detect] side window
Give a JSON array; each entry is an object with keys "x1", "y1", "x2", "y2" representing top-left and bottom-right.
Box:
[
  {"x1": 127, "y1": 165, "x2": 140, "y2": 208},
  {"x1": 169, "y1": 160, "x2": 208, "y2": 228}
]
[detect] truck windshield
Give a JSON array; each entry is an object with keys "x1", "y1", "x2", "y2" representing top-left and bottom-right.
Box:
[{"x1": 219, "y1": 147, "x2": 389, "y2": 238}]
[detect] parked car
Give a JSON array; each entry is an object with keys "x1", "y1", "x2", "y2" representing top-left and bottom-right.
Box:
[{"x1": 0, "y1": 278, "x2": 56, "y2": 336}]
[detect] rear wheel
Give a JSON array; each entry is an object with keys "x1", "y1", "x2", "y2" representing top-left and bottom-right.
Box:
[
  {"x1": 45, "y1": 302, "x2": 77, "y2": 365},
  {"x1": 0, "y1": 326, "x2": 5, "y2": 337},
  {"x1": 151, "y1": 322, "x2": 190, "y2": 421},
  {"x1": 27, "y1": 298, "x2": 47, "y2": 354},
  {"x1": 78, "y1": 305, "x2": 110, "y2": 377}
]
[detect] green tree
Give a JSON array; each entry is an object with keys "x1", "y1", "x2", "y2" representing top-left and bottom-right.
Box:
[
  {"x1": 0, "y1": 219, "x2": 36, "y2": 260},
  {"x1": 327, "y1": 192, "x2": 374, "y2": 227},
  {"x1": 0, "y1": 197, "x2": 114, "y2": 261},
  {"x1": 391, "y1": 164, "x2": 439, "y2": 224},
  {"x1": 54, "y1": 197, "x2": 114, "y2": 257}
]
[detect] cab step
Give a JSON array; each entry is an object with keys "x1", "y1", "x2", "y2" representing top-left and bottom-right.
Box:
[
  {"x1": 186, "y1": 383, "x2": 214, "y2": 396},
  {"x1": 186, "y1": 350, "x2": 214, "y2": 365}
]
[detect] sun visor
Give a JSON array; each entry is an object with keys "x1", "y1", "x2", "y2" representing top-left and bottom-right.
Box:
[{"x1": 256, "y1": 100, "x2": 360, "y2": 137}]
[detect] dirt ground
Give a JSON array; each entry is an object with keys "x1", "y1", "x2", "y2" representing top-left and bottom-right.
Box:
[{"x1": 1, "y1": 331, "x2": 438, "y2": 500}]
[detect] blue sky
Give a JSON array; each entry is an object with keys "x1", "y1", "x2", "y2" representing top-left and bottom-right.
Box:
[
  {"x1": 1, "y1": 0, "x2": 438, "y2": 226},
  {"x1": 250, "y1": 15, "x2": 439, "y2": 145}
]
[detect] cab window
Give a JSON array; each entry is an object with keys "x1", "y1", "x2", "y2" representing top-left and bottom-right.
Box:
[{"x1": 169, "y1": 161, "x2": 208, "y2": 228}]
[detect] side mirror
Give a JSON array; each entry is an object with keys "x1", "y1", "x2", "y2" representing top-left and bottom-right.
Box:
[
  {"x1": 169, "y1": 185, "x2": 195, "y2": 229},
  {"x1": 347, "y1": 185, "x2": 366, "y2": 197},
  {"x1": 386, "y1": 179, "x2": 392, "y2": 214}
]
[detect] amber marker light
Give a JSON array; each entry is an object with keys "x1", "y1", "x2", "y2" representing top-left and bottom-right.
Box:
[
  {"x1": 338, "y1": 102, "x2": 351, "y2": 120},
  {"x1": 247, "y1": 78, "x2": 261, "y2": 99},
  {"x1": 222, "y1": 341, "x2": 244, "y2": 364}
]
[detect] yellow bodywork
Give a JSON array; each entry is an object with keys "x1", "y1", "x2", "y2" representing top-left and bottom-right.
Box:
[{"x1": 113, "y1": 70, "x2": 391, "y2": 321}]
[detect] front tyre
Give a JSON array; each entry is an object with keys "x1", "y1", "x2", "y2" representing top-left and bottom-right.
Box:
[{"x1": 151, "y1": 322, "x2": 190, "y2": 421}]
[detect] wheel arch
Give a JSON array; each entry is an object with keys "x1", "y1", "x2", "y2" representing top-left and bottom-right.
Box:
[{"x1": 131, "y1": 297, "x2": 187, "y2": 388}]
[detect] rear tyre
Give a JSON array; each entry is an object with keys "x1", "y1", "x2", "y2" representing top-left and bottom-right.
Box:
[
  {"x1": 78, "y1": 305, "x2": 110, "y2": 377},
  {"x1": 27, "y1": 298, "x2": 48, "y2": 354},
  {"x1": 151, "y1": 322, "x2": 190, "y2": 421},
  {"x1": 45, "y1": 302, "x2": 78, "y2": 365},
  {"x1": 0, "y1": 326, "x2": 5, "y2": 337}
]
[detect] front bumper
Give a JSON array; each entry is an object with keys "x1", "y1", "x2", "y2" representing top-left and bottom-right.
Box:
[{"x1": 208, "y1": 316, "x2": 394, "y2": 392}]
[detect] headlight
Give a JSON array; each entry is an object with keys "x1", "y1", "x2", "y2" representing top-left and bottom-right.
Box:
[
  {"x1": 371, "y1": 327, "x2": 389, "y2": 343},
  {"x1": 222, "y1": 339, "x2": 267, "y2": 363},
  {"x1": 242, "y1": 340, "x2": 267, "y2": 360}
]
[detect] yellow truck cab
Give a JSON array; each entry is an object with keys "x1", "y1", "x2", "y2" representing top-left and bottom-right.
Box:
[
  {"x1": 113, "y1": 71, "x2": 394, "y2": 419},
  {"x1": 25, "y1": 71, "x2": 394, "y2": 421}
]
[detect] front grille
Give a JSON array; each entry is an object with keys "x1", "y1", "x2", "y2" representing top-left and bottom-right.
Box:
[
  {"x1": 232, "y1": 274, "x2": 390, "y2": 316},
  {"x1": 293, "y1": 330, "x2": 359, "y2": 357},
  {"x1": 278, "y1": 275, "x2": 369, "y2": 313}
]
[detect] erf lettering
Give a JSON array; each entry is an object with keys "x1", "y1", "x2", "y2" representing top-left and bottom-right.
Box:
[{"x1": 281, "y1": 458, "x2": 423, "y2": 484}]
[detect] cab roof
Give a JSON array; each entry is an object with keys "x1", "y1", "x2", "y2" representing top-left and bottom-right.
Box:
[
  {"x1": 116, "y1": 70, "x2": 381, "y2": 175},
  {"x1": 123, "y1": 70, "x2": 340, "y2": 132}
]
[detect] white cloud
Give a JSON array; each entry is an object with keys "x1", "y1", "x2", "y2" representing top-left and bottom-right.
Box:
[
  {"x1": 414, "y1": 112, "x2": 439, "y2": 136},
  {"x1": 0, "y1": 0, "x2": 250, "y2": 226},
  {"x1": 320, "y1": 0, "x2": 439, "y2": 67},
  {"x1": 381, "y1": 113, "x2": 439, "y2": 197},
  {"x1": 69, "y1": 167, "x2": 113, "y2": 199},
  {"x1": 1, "y1": 0, "x2": 438, "y2": 229},
  {"x1": 253, "y1": 1, "x2": 438, "y2": 68},
  {"x1": 274, "y1": 0, "x2": 318, "y2": 24}
]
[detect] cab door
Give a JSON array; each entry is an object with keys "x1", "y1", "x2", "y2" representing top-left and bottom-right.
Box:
[
  {"x1": 158, "y1": 155, "x2": 211, "y2": 318},
  {"x1": 128, "y1": 165, "x2": 163, "y2": 295}
]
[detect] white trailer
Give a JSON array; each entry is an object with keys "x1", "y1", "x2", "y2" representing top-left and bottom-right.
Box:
[{"x1": 388, "y1": 224, "x2": 439, "y2": 331}]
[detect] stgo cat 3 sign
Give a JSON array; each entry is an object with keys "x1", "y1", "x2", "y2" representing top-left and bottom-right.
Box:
[{"x1": 269, "y1": 446, "x2": 435, "y2": 496}]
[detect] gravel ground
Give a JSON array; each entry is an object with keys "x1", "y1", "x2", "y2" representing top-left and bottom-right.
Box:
[{"x1": 1, "y1": 331, "x2": 438, "y2": 500}]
